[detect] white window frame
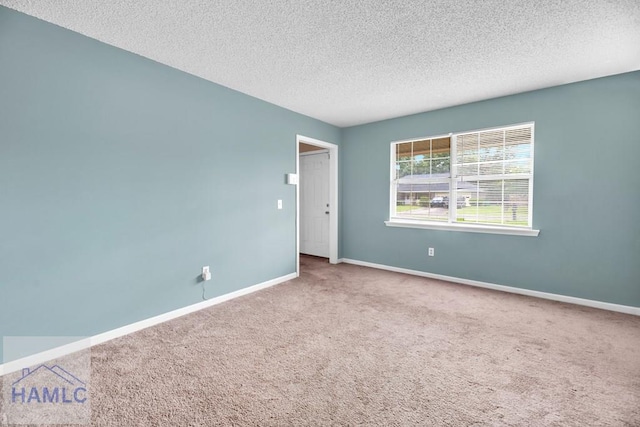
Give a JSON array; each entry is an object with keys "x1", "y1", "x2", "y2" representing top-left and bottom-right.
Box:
[{"x1": 385, "y1": 122, "x2": 540, "y2": 237}]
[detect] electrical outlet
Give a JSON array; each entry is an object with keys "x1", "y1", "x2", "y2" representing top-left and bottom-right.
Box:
[
  {"x1": 277, "y1": 199, "x2": 283, "y2": 210},
  {"x1": 202, "y1": 266, "x2": 211, "y2": 281},
  {"x1": 428, "y1": 248, "x2": 435, "y2": 257}
]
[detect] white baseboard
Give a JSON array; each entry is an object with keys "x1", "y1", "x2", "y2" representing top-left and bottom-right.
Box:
[
  {"x1": 340, "y1": 258, "x2": 640, "y2": 316},
  {"x1": 0, "y1": 272, "x2": 297, "y2": 377}
]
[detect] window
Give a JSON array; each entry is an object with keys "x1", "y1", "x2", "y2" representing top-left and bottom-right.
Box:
[{"x1": 388, "y1": 123, "x2": 537, "y2": 236}]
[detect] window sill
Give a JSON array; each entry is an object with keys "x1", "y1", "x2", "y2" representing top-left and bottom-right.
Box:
[{"x1": 384, "y1": 219, "x2": 540, "y2": 237}]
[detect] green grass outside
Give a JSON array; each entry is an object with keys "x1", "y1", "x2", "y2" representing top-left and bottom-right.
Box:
[
  {"x1": 457, "y1": 205, "x2": 528, "y2": 226},
  {"x1": 395, "y1": 205, "x2": 448, "y2": 221},
  {"x1": 395, "y1": 204, "x2": 528, "y2": 226},
  {"x1": 395, "y1": 205, "x2": 416, "y2": 212}
]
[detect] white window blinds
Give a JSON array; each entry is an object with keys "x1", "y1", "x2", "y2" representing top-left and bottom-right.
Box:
[{"x1": 454, "y1": 124, "x2": 533, "y2": 227}]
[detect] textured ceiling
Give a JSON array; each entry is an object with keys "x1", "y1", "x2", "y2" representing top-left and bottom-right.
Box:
[{"x1": 1, "y1": 1, "x2": 639, "y2": 127}]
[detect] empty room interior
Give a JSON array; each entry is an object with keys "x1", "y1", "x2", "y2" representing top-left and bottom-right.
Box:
[{"x1": 1, "y1": 1, "x2": 639, "y2": 425}]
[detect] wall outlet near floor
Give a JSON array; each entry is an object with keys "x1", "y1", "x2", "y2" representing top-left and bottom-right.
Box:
[
  {"x1": 428, "y1": 248, "x2": 435, "y2": 257},
  {"x1": 202, "y1": 266, "x2": 211, "y2": 281}
]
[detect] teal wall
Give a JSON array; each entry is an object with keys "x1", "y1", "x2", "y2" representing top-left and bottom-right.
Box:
[
  {"x1": 1, "y1": 6, "x2": 638, "y2": 364},
  {"x1": 342, "y1": 71, "x2": 640, "y2": 308},
  {"x1": 0, "y1": 7, "x2": 340, "y2": 361}
]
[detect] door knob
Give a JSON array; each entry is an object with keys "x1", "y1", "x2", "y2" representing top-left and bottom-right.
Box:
[{"x1": 325, "y1": 211, "x2": 330, "y2": 214}]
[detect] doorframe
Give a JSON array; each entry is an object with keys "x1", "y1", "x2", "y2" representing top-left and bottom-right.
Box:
[{"x1": 296, "y1": 135, "x2": 339, "y2": 276}]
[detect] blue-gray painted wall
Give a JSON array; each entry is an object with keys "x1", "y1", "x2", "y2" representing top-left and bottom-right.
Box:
[
  {"x1": 0, "y1": 7, "x2": 340, "y2": 361},
  {"x1": 1, "y1": 5, "x2": 638, "y2": 363},
  {"x1": 341, "y1": 71, "x2": 640, "y2": 308}
]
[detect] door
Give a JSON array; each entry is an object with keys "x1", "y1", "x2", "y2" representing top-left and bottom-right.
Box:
[{"x1": 299, "y1": 151, "x2": 330, "y2": 257}]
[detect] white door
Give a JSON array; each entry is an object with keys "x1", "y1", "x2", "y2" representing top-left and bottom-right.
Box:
[{"x1": 300, "y1": 151, "x2": 330, "y2": 258}]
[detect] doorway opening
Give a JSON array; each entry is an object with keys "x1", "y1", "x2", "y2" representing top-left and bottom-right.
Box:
[{"x1": 296, "y1": 135, "x2": 338, "y2": 276}]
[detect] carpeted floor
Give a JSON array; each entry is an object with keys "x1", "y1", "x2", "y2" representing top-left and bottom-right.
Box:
[{"x1": 9, "y1": 256, "x2": 640, "y2": 425}]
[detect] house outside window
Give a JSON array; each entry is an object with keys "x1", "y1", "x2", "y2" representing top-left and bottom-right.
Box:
[{"x1": 388, "y1": 122, "x2": 537, "y2": 236}]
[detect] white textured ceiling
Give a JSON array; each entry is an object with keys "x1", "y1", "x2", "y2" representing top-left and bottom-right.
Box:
[{"x1": 1, "y1": 1, "x2": 639, "y2": 127}]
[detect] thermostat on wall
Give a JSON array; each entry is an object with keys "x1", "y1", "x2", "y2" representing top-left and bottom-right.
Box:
[{"x1": 286, "y1": 173, "x2": 298, "y2": 185}]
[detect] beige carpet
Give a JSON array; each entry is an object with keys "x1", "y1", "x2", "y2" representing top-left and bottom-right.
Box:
[{"x1": 9, "y1": 256, "x2": 640, "y2": 425}]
